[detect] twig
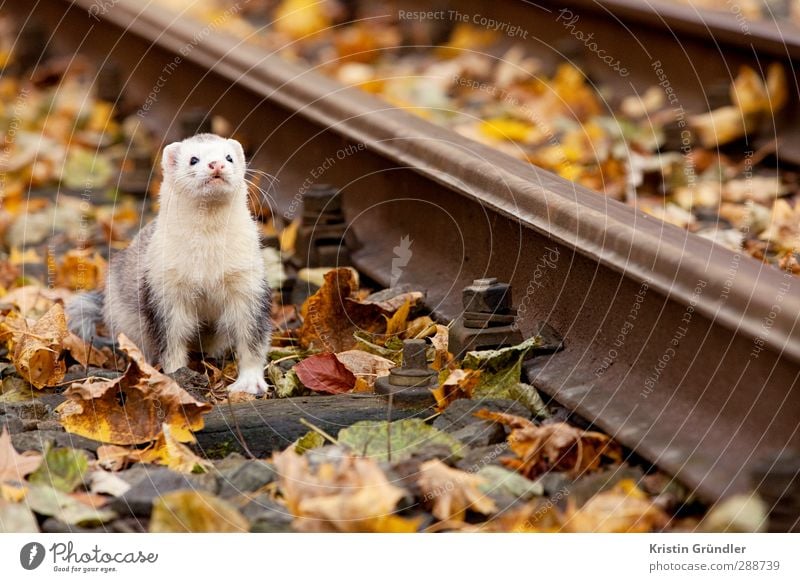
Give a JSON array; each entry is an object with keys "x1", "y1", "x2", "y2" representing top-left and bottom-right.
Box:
[
  {"x1": 226, "y1": 396, "x2": 256, "y2": 459},
  {"x1": 387, "y1": 393, "x2": 393, "y2": 463},
  {"x1": 298, "y1": 417, "x2": 339, "y2": 445}
]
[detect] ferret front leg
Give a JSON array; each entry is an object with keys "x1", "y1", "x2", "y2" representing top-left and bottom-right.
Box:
[
  {"x1": 222, "y1": 285, "x2": 271, "y2": 395},
  {"x1": 161, "y1": 296, "x2": 197, "y2": 373}
]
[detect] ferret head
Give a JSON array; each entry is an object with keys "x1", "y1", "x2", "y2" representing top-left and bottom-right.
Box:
[{"x1": 160, "y1": 134, "x2": 246, "y2": 202}]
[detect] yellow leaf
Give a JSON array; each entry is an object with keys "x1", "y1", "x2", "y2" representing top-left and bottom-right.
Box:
[
  {"x1": 430, "y1": 369, "x2": 480, "y2": 412},
  {"x1": 56, "y1": 249, "x2": 107, "y2": 291},
  {"x1": 150, "y1": 490, "x2": 249, "y2": 533},
  {"x1": 11, "y1": 303, "x2": 69, "y2": 389},
  {"x1": 479, "y1": 118, "x2": 535, "y2": 143},
  {"x1": 56, "y1": 334, "x2": 212, "y2": 445},
  {"x1": 383, "y1": 298, "x2": 411, "y2": 339},
  {"x1": 136, "y1": 424, "x2": 213, "y2": 474},
  {"x1": 274, "y1": 0, "x2": 331, "y2": 40},
  {"x1": 561, "y1": 481, "x2": 668, "y2": 533},
  {"x1": 9, "y1": 246, "x2": 42, "y2": 266}
]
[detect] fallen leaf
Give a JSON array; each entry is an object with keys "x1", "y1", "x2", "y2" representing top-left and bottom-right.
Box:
[
  {"x1": 431, "y1": 369, "x2": 481, "y2": 412},
  {"x1": 28, "y1": 446, "x2": 89, "y2": 493},
  {"x1": 297, "y1": 268, "x2": 387, "y2": 352},
  {"x1": 0, "y1": 427, "x2": 42, "y2": 484},
  {"x1": 561, "y1": 480, "x2": 668, "y2": 532},
  {"x1": 25, "y1": 484, "x2": 116, "y2": 526},
  {"x1": 11, "y1": 303, "x2": 69, "y2": 388},
  {"x1": 418, "y1": 459, "x2": 496, "y2": 521},
  {"x1": 62, "y1": 332, "x2": 108, "y2": 368},
  {"x1": 462, "y1": 337, "x2": 541, "y2": 401},
  {"x1": 135, "y1": 424, "x2": 213, "y2": 474},
  {"x1": 476, "y1": 465, "x2": 544, "y2": 500},
  {"x1": 0, "y1": 499, "x2": 39, "y2": 532},
  {"x1": 701, "y1": 494, "x2": 768, "y2": 533},
  {"x1": 477, "y1": 411, "x2": 620, "y2": 479},
  {"x1": 430, "y1": 324, "x2": 450, "y2": 370},
  {"x1": 86, "y1": 471, "x2": 131, "y2": 497},
  {"x1": 56, "y1": 334, "x2": 212, "y2": 445},
  {"x1": 266, "y1": 364, "x2": 304, "y2": 398},
  {"x1": 273, "y1": 0, "x2": 331, "y2": 40},
  {"x1": 96, "y1": 445, "x2": 135, "y2": 472},
  {"x1": 56, "y1": 248, "x2": 107, "y2": 291},
  {"x1": 274, "y1": 449, "x2": 419, "y2": 532},
  {"x1": 334, "y1": 350, "x2": 394, "y2": 388},
  {"x1": 383, "y1": 298, "x2": 411, "y2": 339},
  {"x1": 338, "y1": 418, "x2": 465, "y2": 462},
  {"x1": 150, "y1": 490, "x2": 249, "y2": 532},
  {"x1": 294, "y1": 352, "x2": 356, "y2": 394}
]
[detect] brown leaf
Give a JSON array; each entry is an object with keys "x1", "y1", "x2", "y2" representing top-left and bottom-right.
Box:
[
  {"x1": 477, "y1": 411, "x2": 620, "y2": 479},
  {"x1": 0, "y1": 427, "x2": 42, "y2": 484},
  {"x1": 273, "y1": 448, "x2": 419, "y2": 532},
  {"x1": 417, "y1": 459, "x2": 496, "y2": 522},
  {"x1": 561, "y1": 480, "x2": 668, "y2": 532},
  {"x1": 96, "y1": 445, "x2": 135, "y2": 472},
  {"x1": 297, "y1": 268, "x2": 388, "y2": 352},
  {"x1": 294, "y1": 352, "x2": 356, "y2": 394},
  {"x1": 429, "y1": 324, "x2": 451, "y2": 371},
  {"x1": 11, "y1": 303, "x2": 69, "y2": 388},
  {"x1": 334, "y1": 350, "x2": 394, "y2": 388},
  {"x1": 134, "y1": 424, "x2": 213, "y2": 474},
  {"x1": 62, "y1": 332, "x2": 108, "y2": 368},
  {"x1": 383, "y1": 298, "x2": 411, "y2": 339},
  {"x1": 150, "y1": 490, "x2": 249, "y2": 533},
  {"x1": 56, "y1": 334, "x2": 212, "y2": 445},
  {"x1": 431, "y1": 369, "x2": 480, "y2": 412}
]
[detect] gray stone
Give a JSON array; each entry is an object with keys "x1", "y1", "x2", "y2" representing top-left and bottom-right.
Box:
[
  {"x1": 11, "y1": 430, "x2": 103, "y2": 454},
  {"x1": 455, "y1": 443, "x2": 511, "y2": 473},
  {"x1": 0, "y1": 413, "x2": 24, "y2": 434},
  {"x1": 63, "y1": 366, "x2": 122, "y2": 384},
  {"x1": 111, "y1": 466, "x2": 219, "y2": 517},
  {"x1": 168, "y1": 367, "x2": 209, "y2": 402},
  {"x1": 433, "y1": 398, "x2": 530, "y2": 434},
  {"x1": 3, "y1": 400, "x2": 50, "y2": 421},
  {"x1": 451, "y1": 420, "x2": 505, "y2": 448},
  {"x1": 240, "y1": 494, "x2": 294, "y2": 532},
  {"x1": 217, "y1": 461, "x2": 277, "y2": 498}
]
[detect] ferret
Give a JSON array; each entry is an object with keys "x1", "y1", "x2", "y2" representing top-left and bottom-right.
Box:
[{"x1": 67, "y1": 133, "x2": 271, "y2": 394}]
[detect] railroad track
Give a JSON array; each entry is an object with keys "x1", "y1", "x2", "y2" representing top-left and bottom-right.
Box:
[{"x1": 11, "y1": 0, "x2": 800, "y2": 513}]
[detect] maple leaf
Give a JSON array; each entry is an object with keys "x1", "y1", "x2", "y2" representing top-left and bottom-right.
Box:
[
  {"x1": 0, "y1": 427, "x2": 42, "y2": 485},
  {"x1": 417, "y1": 459, "x2": 496, "y2": 522},
  {"x1": 297, "y1": 268, "x2": 387, "y2": 352},
  {"x1": 273, "y1": 449, "x2": 420, "y2": 532},
  {"x1": 477, "y1": 410, "x2": 620, "y2": 479},
  {"x1": 9, "y1": 303, "x2": 69, "y2": 389},
  {"x1": 294, "y1": 352, "x2": 356, "y2": 394},
  {"x1": 56, "y1": 334, "x2": 212, "y2": 445}
]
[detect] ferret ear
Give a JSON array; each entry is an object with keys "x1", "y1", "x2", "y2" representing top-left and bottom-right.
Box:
[
  {"x1": 228, "y1": 138, "x2": 245, "y2": 164},
  {"x1": 161, "y1": 142, "x2": 181, "y2": 175}
]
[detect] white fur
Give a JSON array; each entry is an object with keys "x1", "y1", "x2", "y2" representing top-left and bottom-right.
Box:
[{"x1": 147, "y1": 135, "x2": 270, "y2": 394}]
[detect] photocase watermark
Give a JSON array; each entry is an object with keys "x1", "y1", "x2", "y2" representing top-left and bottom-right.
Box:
[
  {"x1": 751, "y1": 270, "x2": 793, "y2": 359},
  {"x1": 513, "y1": 246, "x2": 560, "y2": 331},
  {"x1": 283, "y1": 141, "x2": 366, "y2": 221},
  {"x1": 726, "y1": 0, "x2": 752, "y2": 36},
  {"x1": 86, "y1": 0, "x2": 120, "y2": 21},
  {"x1": 595, "y1": 280, "x2": 649, "y2": 377},
  {"x1": 20, "y1": 541, "x2": 158, "y2": 574},
  {"x1": 555, "y1": 9, "x2": 629, "y2": 77},
  {"x1": 397, "y1": 9, "x2": 529, "y2": 40},
  {"x1": 138, "y1": 1, "x2": 247, "y2": 117},
  {"x1": 390, "y1": 235, "x2": 413, "y2": 287},
  {"x1": 640, "y1": 279, "x2": 707, "y2": 398}
]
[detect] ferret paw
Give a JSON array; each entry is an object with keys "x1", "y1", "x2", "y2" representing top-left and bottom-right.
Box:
[{"x1": 228, "y1": 368, "x2": 269, "y2": 395}]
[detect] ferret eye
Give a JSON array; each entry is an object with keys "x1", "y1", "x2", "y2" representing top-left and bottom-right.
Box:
[
  {"x1": 190, "y1": 156, "x2": 199, "y2": 166},
  {"x1": 226, "y1": 155, "x2": 233, "y2": 163}
]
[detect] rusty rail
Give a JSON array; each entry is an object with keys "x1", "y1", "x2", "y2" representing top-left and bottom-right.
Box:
[{"x1": 15, "y1": 0, "x2": 800, "y2": 504}]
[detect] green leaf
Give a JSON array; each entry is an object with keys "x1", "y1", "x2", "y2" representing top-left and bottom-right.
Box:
[
  {"x1": 353, "y1": 331, "x2": 403, "y2": 362},
  {"x1": 294, "y1": 431, "x2": 325, "y2": 454},
  {"x1": 462, "y1": 337, "x2": 546, "y2": 412},
  {"x1": 267, "y1": 364, "x2": 304, "y2": 398},
  {"x1": 26, "y1": 485, "x2": 116, "y2": 526},
  {"x1": 28, "y1": 447, "x2": 89, "y2": 493},
  {"x1": 338, "y1": 419, "x2": 465, "y2": 462},
  {"x1": 476, "y1": 465, "x2": 543, "y2": 500}
]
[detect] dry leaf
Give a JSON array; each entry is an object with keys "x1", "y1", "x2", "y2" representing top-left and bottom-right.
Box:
[
  {"x1": 56, "y1": 248, "x2": 107, "y2": 291},
  {"x1": 430, "y1": 369, "x2": 480, "y2": 412},
  {"x1": 297, "y1": 268, "x2": 387, "y2": 352},
  {"x1": 56, "y1": 334, "x2": 212, "y2": 445},
  {"x1": 477, "y1": 411, "x2": 620, "y2": 479},
  {"x1": 383, "y1": 299, "x2": 411, "y2": 339},
  {"x1": 561, "y1": 480, "x2": 668, "y2": 532},
  {"x1": 294, "y1": 352, "x2": 356, "y2": 394},
  {"x1": 334, "y1": 350, "x2": 394, "y2": 388},
  {"x1": 418, "y1": 459, "x2": 496, "y2": 521},
  {"x1": 134, "y1": 424, "x2": 213, "y2": 474},
  {"x1": 274, "y1": 449, "x2": 419, "y2": 532},
  {"x1": 150, "y1": 490, "x2": 249, "y2": 533},
  {"x1": 62, "y1": 332, "x2": 108, "y2": 367},
  {"x1": 0, "y1": 427, "x2": 42, "y2": 484},
  {"x1": 11, "y1": 303, "x2": 68, "y2": 388},
  {"x1": 96, "y1": 445, "x2": 136, "y2": 472},
  {"x1": 430, "y1": 324, "x2": 450, "y2": 370}
]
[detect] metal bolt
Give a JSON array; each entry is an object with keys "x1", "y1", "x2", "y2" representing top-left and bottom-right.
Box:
[
  {"x1": 375, "y1": 339, "x2": 437, "y2": 401},
  {"x1": 462, "y1": 277, "x2": 512, "y2": 314}
]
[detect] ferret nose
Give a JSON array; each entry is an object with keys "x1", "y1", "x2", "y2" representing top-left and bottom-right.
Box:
[{"x1": 208, "y1": 160, "x2": 225, "y2": 172}]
